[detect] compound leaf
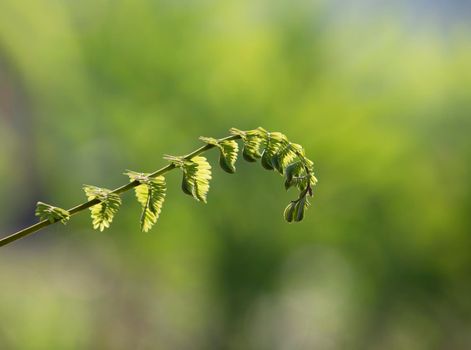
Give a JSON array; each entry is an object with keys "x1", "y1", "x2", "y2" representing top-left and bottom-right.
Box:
[
  {"x1": 35, "y1": 202, "x2": 70, "y2": 224},
  {"x1": 180, "y1": 156, "x2": 212, "y2": 203},
  {"x1": 294, "y1": 196, "x2": 309, "y2": 222},
  {"x1": 219, "y1": 140, "x2": 239, "y2": 173},
  {"x1": 83, "y1": 185, "x2": 122, "y2": 231},
  {"x1": 230, "y1": 127, "x2": 266, "y2": 162},
  {"x1": 284, "y1": 161, "x2": 304, "y2": 190},
  {"x1": 200, "y1": 137, "x2": 239, "y2": 173},
  {"x1": 261, "y1": 132, "x2": 288, "y2": 170},
  {"x1": 125, "y1": 171, "x2": 166, "y2": 232},
  {"x1": 283, "y1": 201, "x2": 296, "y2": 223}
]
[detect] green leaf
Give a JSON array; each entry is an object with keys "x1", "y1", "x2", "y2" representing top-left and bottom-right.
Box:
[
  {"x1": 283, "y1": 201, "x2": 296, "y2": 223},
  {"x1": 35, "y1": 202, "x2": 70, "y2": 224},
  {"x1": 219, "y1": 140, "x2": 239, "y2": 173},
  {"x1": 283, "y1": 157, "x2": 317, "y2": 193},
  {"x1": 176, "y1": 156, "x2": 212, "y2": 203},
  {"x1": 311, "y1": 175, "x2": 318, "y2": 187},
  {"x1": 230, "y1": 127, "x2": 266, "y2": 162},
  {"x1": 83, "y1": 185, "x2": 122, "y2": 231},
  {"x1": 200, "y1": 137, "x2": 239, "y2": 173},
  {"x1": 230, "y1": 127, "x2": 317, "y2": 223},
  {"x1": 294, "y1": 196, "x2": 310, "y2": 222},
  {"x1": 305, "y1": 158, "x2": 318, "y2": 187},
  {"x1": 125, "y1": 171, "x2": 166, "y2": 232},
  {"x1": 199, "y1": 136, "x2": 219, "y2": 146},
  {"x1": 284, "y1": 161, "x2": 304, "y2": 190},
  {"x1": 181, "y1": 175, "x2": 193, "y2": 196},
  {"x1": 294, "y1": 170, "x2": 317, "y2": 193},
  {"x1": 273, "y1": 143, "x2": 303, "y2": 174},
  {"x1": 260, "y1": 132, "x2": 288, "y2": 170}
]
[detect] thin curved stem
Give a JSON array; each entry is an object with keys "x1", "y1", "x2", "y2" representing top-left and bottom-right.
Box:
[{"x1": 0, "y1": 134, "x2": 241, "y2": 247}]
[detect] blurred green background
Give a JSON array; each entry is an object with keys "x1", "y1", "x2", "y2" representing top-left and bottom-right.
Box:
[{"x1": 1, "y1": 0, "x2": 471, "y2": 349}]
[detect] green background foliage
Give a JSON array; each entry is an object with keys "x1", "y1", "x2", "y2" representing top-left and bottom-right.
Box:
[{"x1": 1, "y1": 0, "x2": 471, "y2": 349}]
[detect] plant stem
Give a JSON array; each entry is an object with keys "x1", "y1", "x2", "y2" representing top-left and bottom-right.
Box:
[{"x1": 0, "y1": 134, "x2": 241, "y2": 248}]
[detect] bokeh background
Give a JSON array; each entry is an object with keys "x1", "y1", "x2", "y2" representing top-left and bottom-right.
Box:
[{"x1": 1, "y1": 0, "x2": 471, "y2": 349}]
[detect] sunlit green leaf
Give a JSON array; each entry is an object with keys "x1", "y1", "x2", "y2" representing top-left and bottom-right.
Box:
[
  {"x1": 273, "y1": 143, "x2": 303, "y2": 174},
  {"x1": 199, "y1": 136, "x2": 219, "y2": 146},
  {"x1": 35, "y1": 202, "x2": 70, "y2": 224},
  {"x1": 125, "y1": 171, "x2": 166, "y2": 232},
  {"x1": 231, "y1": 127, "x2": 317, "y2": 223},
  {"x1": 230, "y1": 127, "x2": 266, "y2": 162},
  {"x1": 200, "y1": 137, "x2": 239, "y2": 173},
  {"x1": 261, "y1": 132, "x2": 288, "y2": 170},
  {"x1": 219, "y1": 140, "x2": 238, "y2": 173},
  {"x1": 169, "y1": 156, "x2": 212, "y2": 203},
  {"x1": 83, "y1": 185, "x2": 122, "y2": 231},
  {"x1": 188, "y1": 156, "x2": 212, "y2": 202}
]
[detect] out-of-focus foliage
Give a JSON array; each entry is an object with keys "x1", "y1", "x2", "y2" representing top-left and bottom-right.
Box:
[{"x1": 1, "y1": 0, "x2": 471, "y2": 349}]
